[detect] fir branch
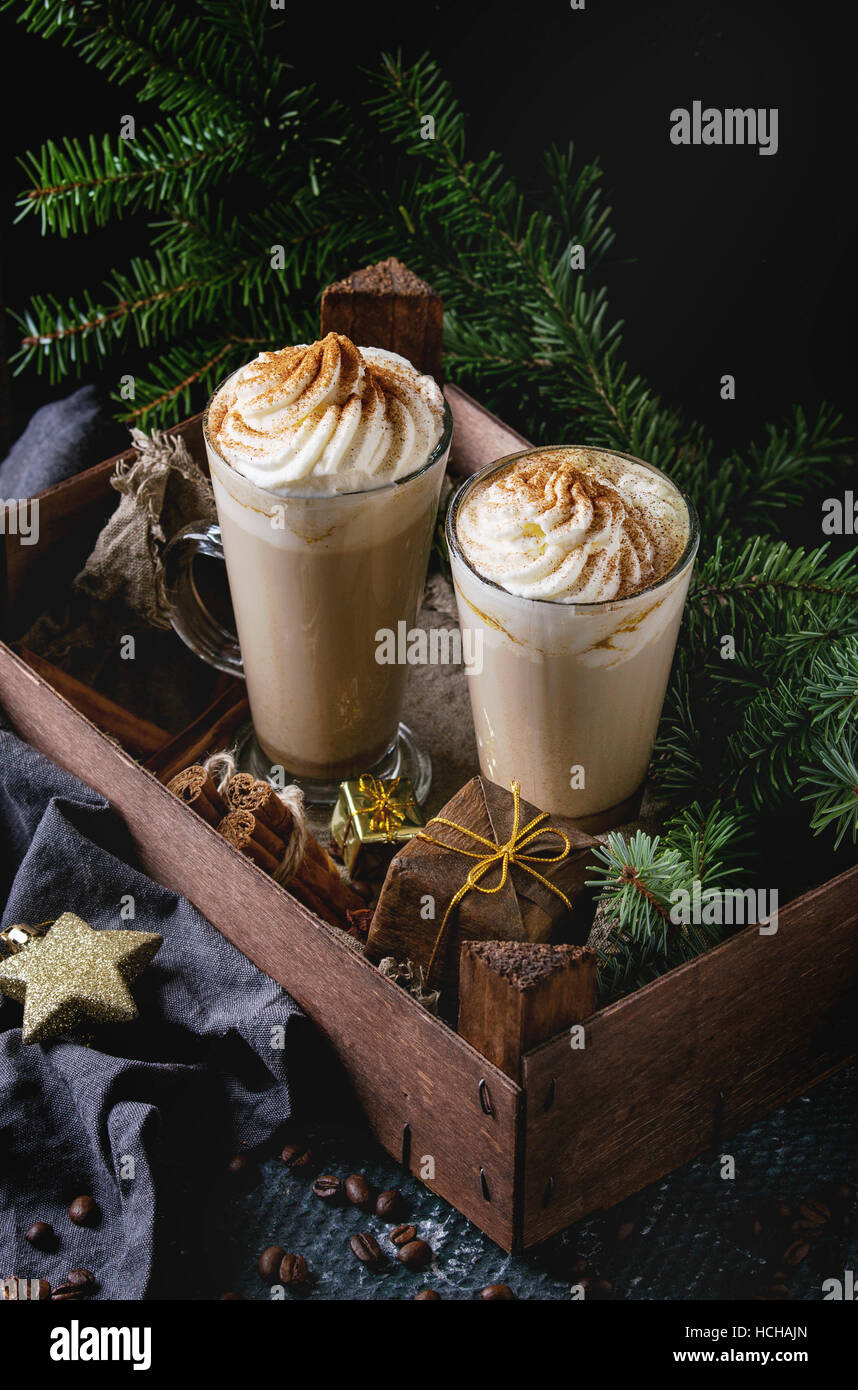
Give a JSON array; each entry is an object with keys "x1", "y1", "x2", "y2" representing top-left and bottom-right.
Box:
[
  {"x1": 587, "y1": 803, "x2": 748, "y2": 999},
  {"x1": 800, "y1": 736, "x2": 858, "y2": 851},
  {"x1": 113, "y1": 335, "x2": 266, "y2": 423},
  {"x1": 16, "y1": 117, "x2": 253, "y2": 235}
]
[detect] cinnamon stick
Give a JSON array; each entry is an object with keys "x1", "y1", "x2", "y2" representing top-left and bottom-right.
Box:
[
  {"x1": 216, "y1": 809, "x2": 285, "y2": 874},
  {"x1": 146, "y1": 687, "x2": 248, "y2": 781},
  {"x1": 166, "y1": 765, "x2": 228, "y2": 826},
  {"x1": 224, "y1": 773, "x2": 292, "y2": 837}
]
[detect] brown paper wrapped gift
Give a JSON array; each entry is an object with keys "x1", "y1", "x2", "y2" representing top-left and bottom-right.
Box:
[{"x1": 365, "y1": 776, "x2": 599, "y2": 1010}]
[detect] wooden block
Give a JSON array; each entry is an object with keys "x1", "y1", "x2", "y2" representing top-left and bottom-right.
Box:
[
  {"x1": 458, "y1": 941, "x2": 597, "y2": 1078},
  {"x1": 320, "y1": 258, "x2": 443, "y2": 381}
]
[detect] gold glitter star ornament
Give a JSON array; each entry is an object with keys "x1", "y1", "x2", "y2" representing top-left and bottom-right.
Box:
[{"x1": 0, "y1": 912, "x2": 162, "y2": 1045}]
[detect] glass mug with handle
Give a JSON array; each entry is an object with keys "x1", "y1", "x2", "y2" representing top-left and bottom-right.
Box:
[{"x1": 165, "y1": 362, "x2": 452, "y2": 804}]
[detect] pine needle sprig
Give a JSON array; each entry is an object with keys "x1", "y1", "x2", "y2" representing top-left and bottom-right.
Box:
[
  {"x1": 587, "y1": 802, "x2": 748, "y2": 999},
  {"x1": 800, "y1": 736, "x2": 858, "y2": 851}
]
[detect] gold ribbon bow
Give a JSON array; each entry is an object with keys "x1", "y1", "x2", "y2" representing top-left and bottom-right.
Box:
[
  {"x1": 418, "y1": 780, "x2": 574, "y2": 985},
  {"x1": 351, "y1": 774, "x2": 413, "y2": 841}
]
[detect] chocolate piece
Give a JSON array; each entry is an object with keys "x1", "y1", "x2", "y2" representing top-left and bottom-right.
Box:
[
  {"x1": 457, "y1": 941, "x2": 597, "y2": 1077},
  {"x1": 320, "y1": 258, "x2": 443, "y2": 382}
]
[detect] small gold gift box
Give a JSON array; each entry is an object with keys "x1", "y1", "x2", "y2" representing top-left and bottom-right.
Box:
[{"x1": 330, "y1": 774, "x2": 424, "y2": 877}]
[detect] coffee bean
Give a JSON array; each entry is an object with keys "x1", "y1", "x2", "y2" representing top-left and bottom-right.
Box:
[
  {"x1": 569, "y1": 1256, "x2": 589, "y2": 1279},
  {"x1": 68, "y1": 1195, "x2": 100, "y2": 1227},
  {"x1": 747, "y1": 1215, "x2": 764, "y2": 1239},
  {"x1": 775, "y1": 1201, "x2": 793, "y2": 1220},
  {"x1": 834, "y1": 1182, "x2": 855, "y2": 1205},
  {"x1": 784, "y1": 1240, "x2": 810, "y2": 1266},
  {"x1": 349, "y1": 1233, "x2": 382, "y2": 1268},
  {"x1": 390, "y1": 1224, "x2": 417, "y2": 1248},
  {"x1": 280, "y1": 1142, "x2": 313, "y2": 1170},
  {"x1": 375, "y1": 1188, "x2": 402, "y2": 1219},
  {"x1": 344, "y1": 1174, "x2": 372, "y2": 1208},
  {"x1": 312, "y1": 1175, "x2": 341, "y2": 1202},
  {"x1": 66, "y1": 1269, "x2": 97, "y2": 1292},
  {"x1": 226, "y1": 1154, "x2": 250, "y2": 1177},
  {"x1": 258, "y1": 1245, "x2": 285, "y2": 1280},
  {"x1": 616, "y1": 1220, "x2": 636, "y2": 1242},
  {"x1": 398, "y1": 1239, "x2": 432, "y2": 1271},
  {"x1": 800, "y1": 1199, "x2": 830, "y2": 1225},
  {"x1": 25, "y1": 1221, "x2": 55, "y2": 1250},
  {"x1": 220, "y1": 1292, "x2": 242, "y2": 1300},
  {"x1": 278, "y1": 1253, "x2": 308, "y2": 1287},
  {"x1": 414, "y1": 1289, "x2": 442, "y2": 1300},
  {"x1": 480, "y1": 1283, "x2": 515, "y2": 1300},
  {"x1": 51, "y1": 1286, "x2": 81, "y2": 1301}
]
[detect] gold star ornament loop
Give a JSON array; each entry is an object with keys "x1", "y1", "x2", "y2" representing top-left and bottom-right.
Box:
[{"x1": 0, "y1": 912, "x2": 162, "y2": 1045}]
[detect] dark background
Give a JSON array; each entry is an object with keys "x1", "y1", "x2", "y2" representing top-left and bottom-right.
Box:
[{"x1": 1, "y1": 0, "x2": 855, "y2": 450}]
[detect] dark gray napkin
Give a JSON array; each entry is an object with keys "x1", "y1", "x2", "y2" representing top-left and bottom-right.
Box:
[
  {"x1": 0, "y1": 385, "x2": 126, "y2": 498},
  {"x1": 0, "y1": 723, "x2": 316, "y2": 1300}
]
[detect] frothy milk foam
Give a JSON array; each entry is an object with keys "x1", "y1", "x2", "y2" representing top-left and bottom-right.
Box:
[
  {"x1": 206, "y1": 334, "x2": 448, "y2": 778},
  {"x1": 450, "y1": 447, "x2": 695, "y2": 823}
]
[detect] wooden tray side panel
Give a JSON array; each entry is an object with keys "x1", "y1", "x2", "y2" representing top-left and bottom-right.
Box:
[
  {"x1": 0, "y1": 648, "x2": 520, "y2": 1249},
  {"x1": 521, "y1": 868, "x2": 858, "y2": 1246}
]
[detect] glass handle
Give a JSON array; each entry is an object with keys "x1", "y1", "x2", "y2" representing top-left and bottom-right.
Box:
[{"x1": 163, "y1": 522, "x2": 244, "y2": 677}]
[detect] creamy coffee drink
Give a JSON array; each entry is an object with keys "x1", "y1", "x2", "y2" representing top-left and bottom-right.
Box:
[
  {"x1": 199, "y1": 333, "x2": 449, "y2": 784},
  {"x1": 449, "y1": 446, "x2": 697, "y2": 825}
]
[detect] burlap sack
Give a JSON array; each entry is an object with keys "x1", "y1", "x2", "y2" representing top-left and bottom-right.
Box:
[{"x1": 75, "y1": 427, "x2": 216, "y2": 629}]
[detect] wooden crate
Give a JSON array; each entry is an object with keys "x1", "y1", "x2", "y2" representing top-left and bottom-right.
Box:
[{"x1": 1, "y1": 390, "x2": 856, "y2": 1251}]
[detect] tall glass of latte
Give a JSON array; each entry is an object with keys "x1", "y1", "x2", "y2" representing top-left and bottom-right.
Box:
[
  {"x1": 166, "y1": 333, "x2": 451, "y2": 801},
  {"x1": 447, "y1": 446, "x2": 698, "y2": 829}
]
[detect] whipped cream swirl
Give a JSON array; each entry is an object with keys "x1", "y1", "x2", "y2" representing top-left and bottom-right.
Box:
[
  {"x1": 456, "y1": 448, "x2": 690, "y2": 603},
  {"x1": 209, "y1": 334, "x2": 445, "y2": 493}
]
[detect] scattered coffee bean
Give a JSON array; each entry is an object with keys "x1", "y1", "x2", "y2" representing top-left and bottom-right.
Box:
[
  {"x1": 835, "y1": 1182, "x2": 855, "y2": 1205},
  {"x1": 51, "y1": 1286, "x2": 81, "y2": 1301},
  {"x1": 312, "y1": 1175, "x2": 341, "y2": 1202},
  {"x1": 226, "y1": 1154, "x2": 250, "y2": 1177},
  {"x1": 258, "y1": 1245, "x2": 285, "y2": 1281},
  {"x1": 799, "y1": 1199, "x2": 830, "y2": 1227},
  {"x1": 398, "y1": 1239, "x2": 432, "y2": 1271},
  {"x1": 68, "y1": 1195, "x2": 100, "y2": 1227},
  {"x1": 480, "y1": 1283, "x2": 515, "y2": 1300},
  {"x1": 220, "y1": 1292, "x2": 242, "y2": 1300},
  {"x1": 25, "y1": 1221, "x2": 55, "y2": 1250},
  {"x1": 278, "y1": 1253, "x2": 309, "y2": 1287},
  {"x1": 616, "y1": 1220, "x2": 636, "y2": 1242},
  {"x1": 375, "y1": 1188, "x2": 402, "y2": 1219},
  {"x1": 390, "y1": 1224, "x2": 417, "y2": 1248},
  {"x1": 349, "y1": 1233, "x2": 382, "y2": 1268},
  {"x1": 775, "y1": 1201, "x2": 793, "y2": 1220},
  {"x1": 66, "y1": 1269, "x2": 97, "y2": 1293},
  {"x1": 784, "y1": 1240, "x2": 810, "y2": 1267},
  {"x1": 747, "y1": 1215, "x2": 764, "y2": 1240},
  {"x1": 344, "y1": 1174, "x2": 372, "y2": 1208},
  {"x1": 414, "y1": 1289, "x2": 442, "y2": 1300},
  {"x1": 280, "y1": 1142, "x2": 313, "y2": 1170}
]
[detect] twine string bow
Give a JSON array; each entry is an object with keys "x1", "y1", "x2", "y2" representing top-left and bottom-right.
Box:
[{"x1": 419, "y1": 780, "x2": 574, "y2": 985}]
